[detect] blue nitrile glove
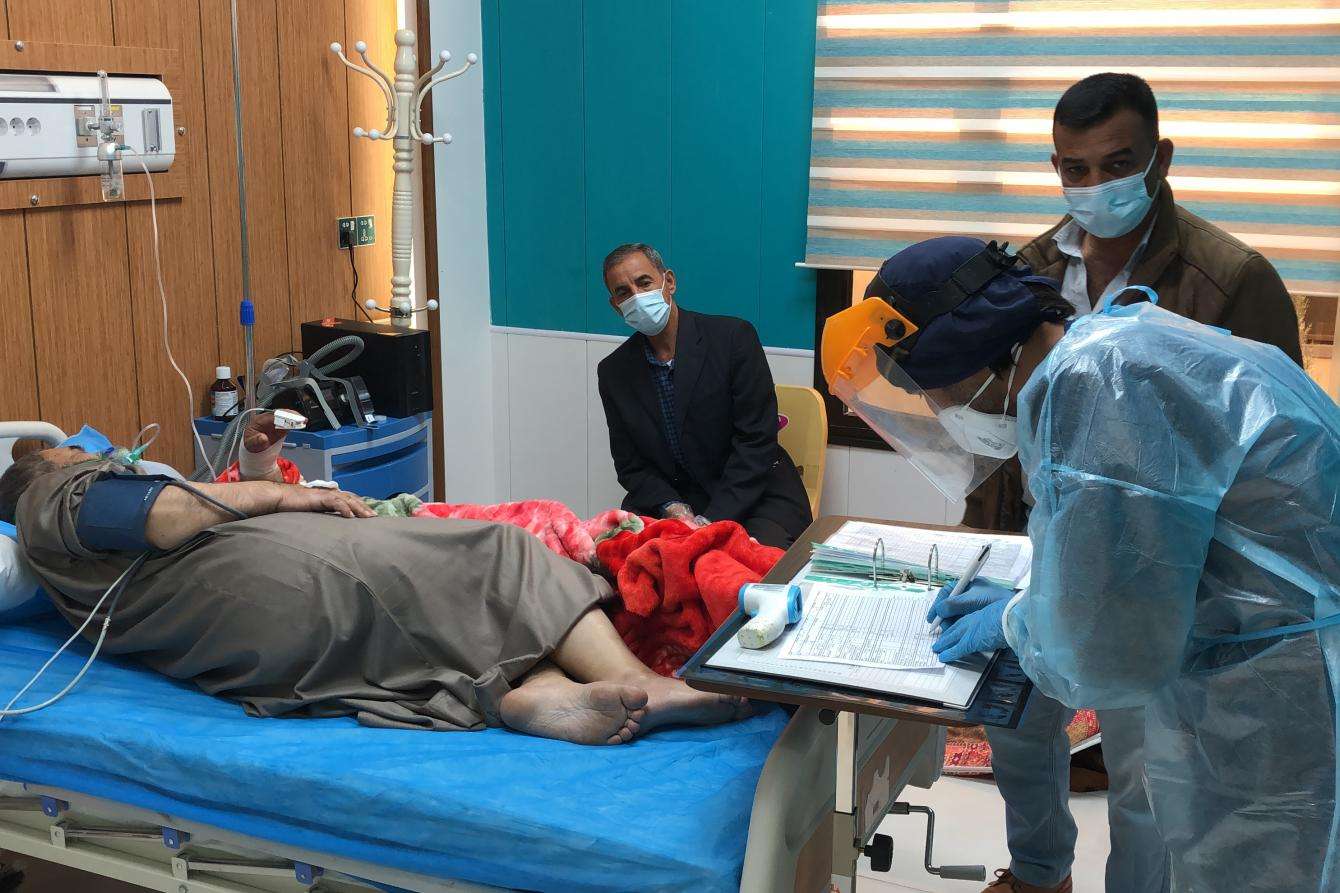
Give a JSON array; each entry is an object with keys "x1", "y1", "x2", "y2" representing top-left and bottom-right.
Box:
[
  {"x1": 932, "y1": 599, "x2": 1009, "y2": 665},
  {"x1": 926, "y1": 578, "x2": 1015, "y2": 626}
]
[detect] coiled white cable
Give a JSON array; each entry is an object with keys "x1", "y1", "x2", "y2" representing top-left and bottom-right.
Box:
[
  {"x1": 0, "y1": 557, "x2": 142, "y2": 719},
  {"x1": 0, "y1": 477, "x2": 248, "y2": 721}
]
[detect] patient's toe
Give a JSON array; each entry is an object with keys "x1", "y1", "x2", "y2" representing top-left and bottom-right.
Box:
[{"x1": 617, "y1": 685, "x2": 649, "y2": 711}]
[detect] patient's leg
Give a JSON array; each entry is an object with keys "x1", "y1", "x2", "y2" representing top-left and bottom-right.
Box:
[
  {"x1": 548, "y1": 608, "x2": 751, "y2": 736},
  {"x1": 499, "y1": 662, "x2": 649, "y2": 745}
]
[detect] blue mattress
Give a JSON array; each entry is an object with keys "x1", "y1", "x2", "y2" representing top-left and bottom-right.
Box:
[{"x1": 0, "y1": 618, "x2": 788, "y2": 892}]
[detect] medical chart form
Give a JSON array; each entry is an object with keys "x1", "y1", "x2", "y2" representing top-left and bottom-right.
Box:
[
  {"x1": 825, "y1": 520, "x2": 1033, "y2": 587},
  {"x1": 705, "y1": 573, "x2": 990, "y2": 708},
  {"x1": 783, "y1": 583, "x2": 939, "y2": 670}
]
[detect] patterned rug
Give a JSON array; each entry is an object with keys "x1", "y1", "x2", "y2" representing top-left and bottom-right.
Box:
[{"x1": 944, "y1": 709, "x2": 1100, "y2": 776}]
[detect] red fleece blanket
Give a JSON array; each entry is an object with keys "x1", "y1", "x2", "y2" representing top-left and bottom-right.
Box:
[
  {"x1": 414, "y1": 500, "x2": 637, "y2": 567},
  {"x1": 597, "y1": 519, "x2": 785, "y2": 676}
]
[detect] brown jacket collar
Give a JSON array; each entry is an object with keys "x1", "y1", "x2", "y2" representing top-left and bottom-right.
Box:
[{"x1": 1019, "y1": 184, "x2": 1179, "y2": 287}]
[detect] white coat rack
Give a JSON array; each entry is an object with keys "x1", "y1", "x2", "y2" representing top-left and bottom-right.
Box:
[{"x1": 331, "y1": 29, "x2": 477, "y2": 327}]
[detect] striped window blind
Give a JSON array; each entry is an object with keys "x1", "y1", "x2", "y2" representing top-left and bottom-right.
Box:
[{"x1": 803, "y1": 1, "x2": 1340, "y2": 301}]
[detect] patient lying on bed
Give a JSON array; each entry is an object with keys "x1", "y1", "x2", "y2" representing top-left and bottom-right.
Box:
[{"x1": 0, "y1": 417, "x2": 747, "y2": 744}]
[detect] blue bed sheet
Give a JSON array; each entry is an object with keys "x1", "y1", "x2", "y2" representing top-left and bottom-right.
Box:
[{"x1": 0, "y1": 619, "x2": 788, "y2": 892}]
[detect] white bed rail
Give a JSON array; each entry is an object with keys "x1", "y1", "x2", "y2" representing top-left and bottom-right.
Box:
[{"x1": 0, "y1": 421, "x2": 68, "y2": 476}]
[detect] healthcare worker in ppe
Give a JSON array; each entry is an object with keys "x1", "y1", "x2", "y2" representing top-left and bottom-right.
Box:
[{"x1": 821, "y1": 235, "x2": 1339, "y2": 893}]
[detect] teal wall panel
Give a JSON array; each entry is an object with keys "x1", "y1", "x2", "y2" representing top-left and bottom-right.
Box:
[
  {"x1": 668, "y1": 0, "x2": 765, "y2": 323},
  {"x1": 496, "y1": 0, "x2": 586, "y2": 332},
  {"x1": 759, "y1": 0, "x2": 819, "y2": 349},
  {"x1": 484, "y1": 1, "x2": 818, "y2": 348},
  {"x1": 480, "y1": 0, "x2": 507, "y2": 325},
  {"x1": 582, "y1": 0, "x2": 672, "y2": 337}
]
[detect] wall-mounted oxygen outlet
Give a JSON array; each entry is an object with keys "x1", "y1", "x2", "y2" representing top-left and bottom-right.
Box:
[
  {"x1": 0, "y1": 73, "x2": 175, "y2": 181},
  {"x1": 337, "y1": 215, "x2": 375, "y2": 249}
]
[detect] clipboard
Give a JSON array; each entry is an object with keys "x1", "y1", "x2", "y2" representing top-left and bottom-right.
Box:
[{"x1": 677, "y1": 516, "x2": 1033, "y2": 730}]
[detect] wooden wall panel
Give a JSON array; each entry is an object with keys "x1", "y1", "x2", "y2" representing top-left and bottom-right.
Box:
[
  {"x1": 113, "y1": 0, "x2": 220, "y2": 470},
  {"x1": 6, "y1": 0, "x2": 112, "y2": 43},
  {"x1": 277, "y1": 0, "x2": 354, "y2": 346},
  {"x1": 344, "y1": 0, "x2": 397, "y2": 318},
  {"x1": 24, "y1": 205, "x2": 140, "y2": 442},
  {"x1": 201, "y1": 0, "x2": 293, "y2": 369},
  {"x1": 0, "y1": 213, "x2": 40, "y2": 422},
  {"x1": 0, "y1": 0, "x2": 406, "y2": 480},
  {"x1": 5, "y1": 1, "x2": 136, "y2": 443}
]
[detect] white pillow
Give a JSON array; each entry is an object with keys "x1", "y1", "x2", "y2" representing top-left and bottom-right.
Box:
[{"x1": 0, "y1": 535, "x2": 40, "y2": 612}]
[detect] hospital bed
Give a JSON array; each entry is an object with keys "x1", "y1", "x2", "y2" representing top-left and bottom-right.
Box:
[{"x1": 0, "y1": 421, "x2": 946, "y2": 893}]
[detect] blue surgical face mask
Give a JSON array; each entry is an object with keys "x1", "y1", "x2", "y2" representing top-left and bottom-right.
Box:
[
  {"x1": 1062, "y1": 150, "x2": 1160, "y2": 239},
  {"x1": 618, "y1": 286, "x2": 671, "y2": 337},
  {"x1": 59, "y1": 425, "x2": 115, "y2": 456}
]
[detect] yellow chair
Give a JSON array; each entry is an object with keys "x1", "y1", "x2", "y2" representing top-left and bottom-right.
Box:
[{"x1": 775, "y1": 385, "x2": 828, "y2": 518}]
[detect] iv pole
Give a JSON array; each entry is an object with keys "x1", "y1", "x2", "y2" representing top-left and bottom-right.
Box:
[{"x1": 229, "y1": 0, "x2": 256, "y2": 411}]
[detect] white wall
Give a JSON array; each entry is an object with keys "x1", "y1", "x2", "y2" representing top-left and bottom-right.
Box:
[{"x1": 430, "y1": 0, "x2": 497, "y2": 504}]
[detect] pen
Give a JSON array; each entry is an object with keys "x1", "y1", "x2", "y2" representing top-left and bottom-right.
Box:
[{"x1": 929, "y1": 543, "x2": 993, "y2": 636}]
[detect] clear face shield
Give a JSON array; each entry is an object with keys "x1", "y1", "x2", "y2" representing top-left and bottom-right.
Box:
[{"x1": 822, "y1": 298, "x2": 1017, "y2": 503}]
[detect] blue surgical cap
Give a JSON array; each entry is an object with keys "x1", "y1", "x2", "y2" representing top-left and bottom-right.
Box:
[{"x1": 875, "y1": 236, "x2": 1067, "y2": 390}]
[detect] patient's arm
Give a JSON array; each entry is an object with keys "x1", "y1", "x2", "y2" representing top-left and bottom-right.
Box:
[{"x1": 146, "y1": 481, "x2": 376, "y2": 549}]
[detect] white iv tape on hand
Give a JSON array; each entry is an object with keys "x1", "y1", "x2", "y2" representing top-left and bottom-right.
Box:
[{"x1": 237, "y1": 438, "x2": 284, "y2": 480}]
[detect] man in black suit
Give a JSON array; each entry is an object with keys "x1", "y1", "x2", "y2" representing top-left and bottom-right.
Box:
[{"x1": 596, "y1": 243, "x2": 812, "y2": 549}]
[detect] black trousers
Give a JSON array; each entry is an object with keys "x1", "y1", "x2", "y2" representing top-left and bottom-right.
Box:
[{"x1": 671, "y1": 460, "x2": 812, "y2": 550}]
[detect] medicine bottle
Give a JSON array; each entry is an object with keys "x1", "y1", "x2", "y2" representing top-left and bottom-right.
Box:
[{"x1": 209, "y1": 366, "x2": 239, "y2": 420}]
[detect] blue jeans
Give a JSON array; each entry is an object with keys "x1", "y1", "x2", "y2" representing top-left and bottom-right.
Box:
[{"x1": 985, "y1": 694, "x2": 1171, "y2": 892}]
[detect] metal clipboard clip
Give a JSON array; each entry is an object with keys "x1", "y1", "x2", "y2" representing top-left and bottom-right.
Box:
[{"x1": 868, "y1": 539, "x2": 942, "y2": 589}]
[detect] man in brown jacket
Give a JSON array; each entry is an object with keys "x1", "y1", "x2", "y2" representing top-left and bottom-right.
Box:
[{"x1": 972, "y1": 74, "x2": 1303, "y2": 893}]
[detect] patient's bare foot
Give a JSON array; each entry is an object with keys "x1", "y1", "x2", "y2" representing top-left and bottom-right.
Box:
[
  {"x1": 636, "y1": 674, "x2": 752, "y2": 734},
  {"x1": 500, "y1": 674, "x2": 648, "y2": 745}
]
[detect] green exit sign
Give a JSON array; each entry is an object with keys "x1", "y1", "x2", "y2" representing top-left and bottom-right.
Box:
[{"x1": 337, "y1": 215, "x2": 376, "y2": 248}]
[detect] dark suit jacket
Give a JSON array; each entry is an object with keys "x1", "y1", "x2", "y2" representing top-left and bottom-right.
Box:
[{"x1": 597, "y1": 309, "x2": 811, "y2": 536}]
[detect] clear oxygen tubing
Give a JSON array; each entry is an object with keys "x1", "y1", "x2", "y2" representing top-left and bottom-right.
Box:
[
  {"x1": 0, "y1": 481, "x2": 247, "y2": 720},
  {"x1": 229, "y1": 0, "x2": 257, "y2": 413},
  {"x1": 124, "y1": 422, "x2": 161, "y2": 464},
  {"x1": 116, "y1": 148, "x2": 217, "y2": 480}
]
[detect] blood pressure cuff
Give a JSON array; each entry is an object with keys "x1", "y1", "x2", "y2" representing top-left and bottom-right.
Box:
[{"x1": 75, "y1": 473, "x2": 172, "y2": 553}]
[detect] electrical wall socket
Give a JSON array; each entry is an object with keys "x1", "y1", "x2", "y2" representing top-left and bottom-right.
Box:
[{"x1": 337, "y1": 215, "x2": 376, "y2": 249}]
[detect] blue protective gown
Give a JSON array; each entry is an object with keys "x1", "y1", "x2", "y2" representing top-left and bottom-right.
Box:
[{"x1": 1003, "y1": 302, "x2": 1340, "y2": 892}]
